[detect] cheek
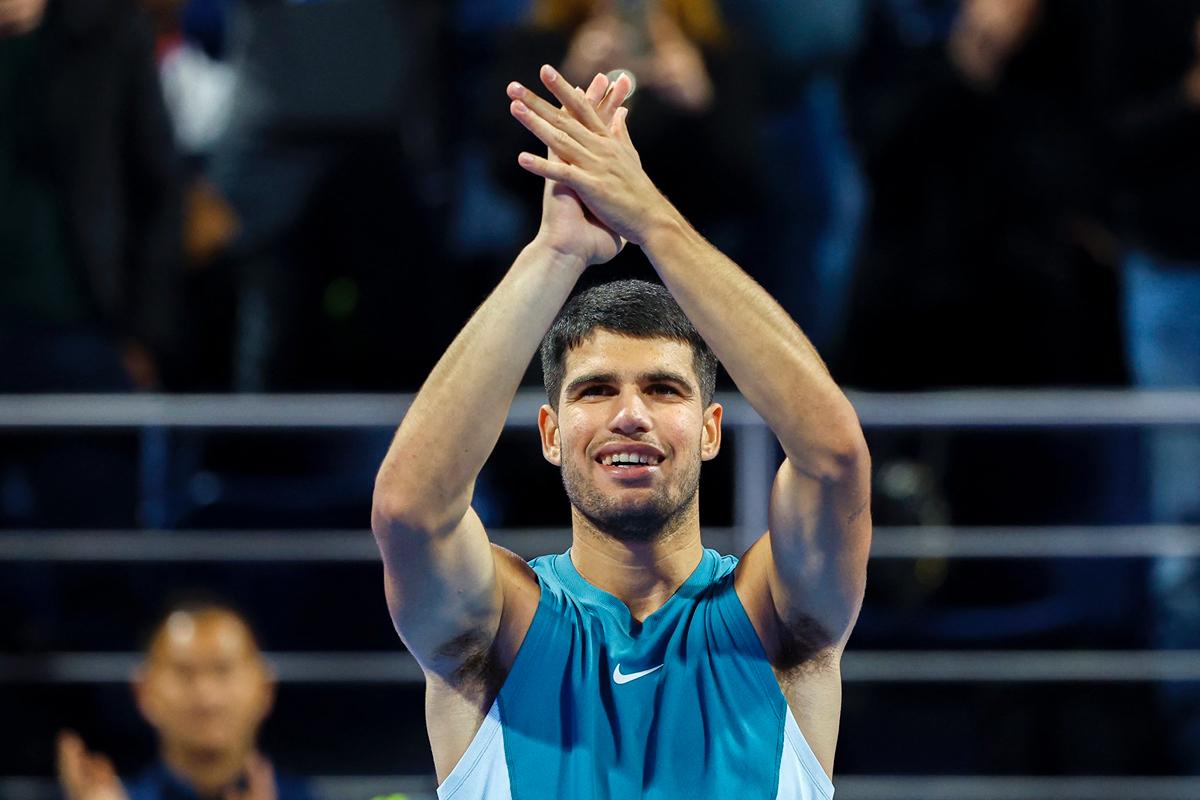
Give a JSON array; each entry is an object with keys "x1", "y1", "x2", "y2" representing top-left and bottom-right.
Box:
[{"x1": 560, "y1": 412, "x2": 599, "y2": 458}]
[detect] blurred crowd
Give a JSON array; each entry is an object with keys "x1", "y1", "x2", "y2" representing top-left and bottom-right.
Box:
[
  {"x1": 3, "y1": 0, "x2": 1198, "y2": 398},
  {"x1": 3, "y1": 0, "x2": 1200, "y2": 790}
]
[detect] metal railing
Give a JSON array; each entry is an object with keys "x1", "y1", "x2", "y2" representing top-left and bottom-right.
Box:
[{"x1": 4, "y1": 390, "x2": 1199, "y2": 800}]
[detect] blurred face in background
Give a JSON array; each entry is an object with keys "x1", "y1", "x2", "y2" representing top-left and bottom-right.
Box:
[
  {"x1": 135, "y1": 610, "x2": 275, "y2": 760},
  {"x1": 0, "y1": 0, "x2": 50, "y2": 37}
]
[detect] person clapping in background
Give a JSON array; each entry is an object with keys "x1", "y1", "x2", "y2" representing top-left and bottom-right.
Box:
[
  {"x1": 58, "y1": 602, "x2": 313, "y2": 800},
  {"x1": 487, "y1": 0, "x2": 765, "y2": 283}
]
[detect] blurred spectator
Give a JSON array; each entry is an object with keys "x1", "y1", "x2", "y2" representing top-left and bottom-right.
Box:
[
  {"x1": 0, "y1": 0, "x2": 184, "y2": 392},
  {"x1": 57, "y1": 602, "x2": 313, "y2": 800},
  {"x1": 836, "y1": 5, "x2": 1151, "y2": 772},
  {"x1": 487, "y1": 0, "x2": 766, "y2": 284},
  {"x1": 209, "y1": 0, "x2": 450, "y2": 391},
  {"x1": 142, "y1": 0, "x2": 240, "y2": 268},
  {"x1": 840, "y1": 0, "x2": 1120, "y2": 390},
  {"x1": 1092, "y1": 0, "x2": 1200, "y2": 771},
  {"x1": 720, "y1": 0, "x2": 868, "y2": 353},
  {"x1": 0, "y1": 0, "x2": 184, "y2": 531},
  {"x1": 140, "y1": 0, "x2": 240, "y2": 389}
]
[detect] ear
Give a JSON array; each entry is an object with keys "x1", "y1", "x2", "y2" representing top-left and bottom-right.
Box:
[
  {"x1": 538, "y1": 404, "x2": 562, "y2": 466},
  {"x1": 700, "y1": 402, "x2": 722, "y2": 461},
  {"x1": 256, "y1": 663, "x2": 277, "y2": 723}
]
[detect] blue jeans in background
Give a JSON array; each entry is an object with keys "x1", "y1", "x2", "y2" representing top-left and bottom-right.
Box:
[{"x1": 1123, "y1": 248, "x2": 1200, "y2": 771}]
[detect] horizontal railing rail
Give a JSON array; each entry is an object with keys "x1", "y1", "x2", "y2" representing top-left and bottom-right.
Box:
[
  {"x1": 3, "y1": 526, "x2": 1198, "y2": 561},
  {"x1": 4, "y1": 650, "x2": 1199, "y2": 684},
  {"x1": 7, "y1": 775, "x2": 1200, "y2": 800},
  {"x1": 2, "y1": 389, "x2": 1200, "y2": 429}
]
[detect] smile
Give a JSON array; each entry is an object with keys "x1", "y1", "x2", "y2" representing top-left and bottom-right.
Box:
[{"x1": 598, "y1": 452, "x2": 664, "y2": 467}]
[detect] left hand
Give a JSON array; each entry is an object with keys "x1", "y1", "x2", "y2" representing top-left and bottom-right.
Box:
[{"x1": 508, "y1": 65, "x2": 671, "y2": 247}]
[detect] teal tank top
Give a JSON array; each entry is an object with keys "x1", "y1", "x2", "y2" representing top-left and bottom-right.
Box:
[{"x1": 436, "y1": 548, "x2": 835, "y2": 800}]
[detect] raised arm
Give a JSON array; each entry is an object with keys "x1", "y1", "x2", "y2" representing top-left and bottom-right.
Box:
[
  {"x1": 508, "y1": 66, "x2": 871, "y2": 666},
  {"x1": 371, "y1": 73, "x2": 632, "y2": 679}
]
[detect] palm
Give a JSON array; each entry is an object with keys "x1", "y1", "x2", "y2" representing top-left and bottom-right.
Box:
[
  {"x1": 541, "y1": 157, "x2": 624, "y2": 265},
  {"x1": 532, "y1": 73, "x2": 628, "y2": 265}
]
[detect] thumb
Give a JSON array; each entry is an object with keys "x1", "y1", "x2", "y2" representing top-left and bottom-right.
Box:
[{"x1": 611, "y1": 106, "x2": 633, "y2": 146}]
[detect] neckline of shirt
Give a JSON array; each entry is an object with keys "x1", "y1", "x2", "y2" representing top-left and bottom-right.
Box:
[{"x1": 554, "y1": 546, "x2": 718, "y2": 631}]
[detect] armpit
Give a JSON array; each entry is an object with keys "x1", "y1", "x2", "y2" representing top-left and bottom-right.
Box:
[
  {"x1": 434, "y1": 627, "x2": 503, "y2": 693},
  {"x1": 773, "y1": 612, "x2": 839, "y2": 673}
]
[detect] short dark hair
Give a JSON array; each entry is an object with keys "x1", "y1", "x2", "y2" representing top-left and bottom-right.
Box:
[{"x1": 540, "y1": 279, "x2": 719, "y2": 408}]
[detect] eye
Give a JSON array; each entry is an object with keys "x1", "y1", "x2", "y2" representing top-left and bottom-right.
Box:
[
  {"x1": 580, "y1": 385, "x2": 613, "y2": 396},
  {"x1": 647, "y1": 384, "x2": 678, "y2": 396}
]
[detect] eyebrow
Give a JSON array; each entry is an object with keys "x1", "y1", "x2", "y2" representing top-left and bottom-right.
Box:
[{"x1": 564, "y1": 370, "x2": 695, "y2": 396}]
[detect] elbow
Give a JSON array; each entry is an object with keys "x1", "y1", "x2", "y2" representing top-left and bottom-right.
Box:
[
  {"x1": 804, "y1": 415, "x2": 869, "y2": 485},
  {"x1": 371, "y1": 471, "x2": 466, "y2": 541},
  {"x1": 829, "y1": 425, "x2": 870, "y2": 482}
]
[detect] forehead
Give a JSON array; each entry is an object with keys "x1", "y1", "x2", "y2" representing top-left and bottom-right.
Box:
[
  {"x1": 151, "y1": 611, "x2": 257, "y2": 664},
  {"x1": 562, "y1": 331, "x2": 698, "y2": 383}
]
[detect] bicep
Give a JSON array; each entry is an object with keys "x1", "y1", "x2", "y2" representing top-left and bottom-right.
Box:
[
  {"x1": 375, "y1": 507, "x2": 509, "y2": 676},
  {"x1": 741, "y1": 456, "x2": 872, "y2": 666}
]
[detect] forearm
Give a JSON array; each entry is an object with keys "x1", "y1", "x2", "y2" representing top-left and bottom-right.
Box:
[
  {"x1": 641, "y1": 211, "x2": 865, "y2": 478},
  {"x1": 374, "y1": 238, "x2": 586, "y2": 530}
]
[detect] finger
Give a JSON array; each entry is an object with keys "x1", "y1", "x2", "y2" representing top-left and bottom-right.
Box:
[
  {"x1": 511, "y1": 100, "x2": 594, "y2": 165},
  {"x1": 90, "y1": 755, "x2": 126, "y2": 799},
  {"x1": 598, "y1": 71, "x2": 634, "y2": 123},
  {"x1": 57, "y1": 731, "x2": 87, "y2": 791},
  {"x1": 612, "y1": 106, "x2": 633, "y2": 147},
  {"x1": 517, "y1": 151, "x2": 580, "y2": 186},
  {"x1": 507, "y1": 81, "x2": 599, "y2": 146},
  {"x1": 538, "y1": 64, "x2": 607, "y2": 133},
  {"x1": 584, "y1": 72, "x2": 609, "y2": 107}
]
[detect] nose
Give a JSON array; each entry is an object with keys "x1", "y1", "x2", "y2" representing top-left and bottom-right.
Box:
[{"x1": 608, "y1": 388, "x2": 652, "y2": 435}]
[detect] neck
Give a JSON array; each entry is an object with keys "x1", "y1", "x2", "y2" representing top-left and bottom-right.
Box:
[
  {"x1": 569, "y1": 501, "x2": 704, "y2": 621},
  {"x1": 161, "y1": 742, "x2": 253, "y2": 799}
]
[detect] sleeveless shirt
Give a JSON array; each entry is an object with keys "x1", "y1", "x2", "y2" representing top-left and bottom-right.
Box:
[{"x1": 436, "y1": 548, "x2": 835, "y2": 799}]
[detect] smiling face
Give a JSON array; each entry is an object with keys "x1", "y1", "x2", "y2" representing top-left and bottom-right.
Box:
[{"x1": 539, "y1": 330, "x2": 722, "y2": 541}]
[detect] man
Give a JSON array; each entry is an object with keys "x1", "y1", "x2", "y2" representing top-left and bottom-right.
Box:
[
  {"x1": 57, "y1": 602, "x2": 312, "y2": 800},
  {"x1": 371, "y1": 67, "x2": 871, "y2": 798}
]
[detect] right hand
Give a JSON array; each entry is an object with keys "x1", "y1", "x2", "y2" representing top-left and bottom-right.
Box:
[
  {"x1": 57, "y1": 731, "x2": 130, "y2": 800},
  {"x1": 528, "y1": 71, "x2": 634, "y2": 267}
]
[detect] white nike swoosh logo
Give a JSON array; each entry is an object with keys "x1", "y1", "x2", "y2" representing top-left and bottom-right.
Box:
[{"x1": 612, "y1": 663, "x2": 664, "y2": 685}]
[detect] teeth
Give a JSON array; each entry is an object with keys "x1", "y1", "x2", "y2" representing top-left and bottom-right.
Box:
[{"x1": 600, "y1": 452, "x2": 661, "y2": 466}]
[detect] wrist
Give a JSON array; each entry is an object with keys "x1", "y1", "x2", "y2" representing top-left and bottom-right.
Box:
[
  {"x1": 527, "y1": 233, "x2": 591, "y2": 274},
  {"x1": 637, "y1": 202, "x2": 689, "y2": 255}
]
